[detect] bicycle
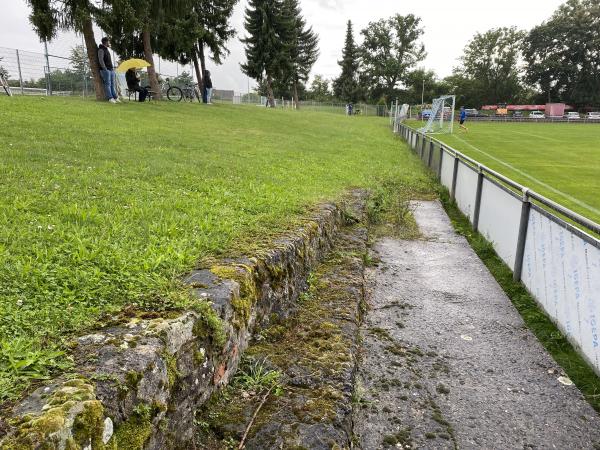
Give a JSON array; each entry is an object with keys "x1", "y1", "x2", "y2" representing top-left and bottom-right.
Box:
[
  {"x1": 1, "y1": 72, "x2": 12, "y2": 97},
  {"x1": 163, "y1": 78, "x2": 200, "y2": 102}
]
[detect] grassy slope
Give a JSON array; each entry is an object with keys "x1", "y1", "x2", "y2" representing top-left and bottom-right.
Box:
[
  {"x1": 409, "y1": 120, "x2": 600, "y2": 224},
  {"x1": 0, "y1": 97, "x2": 432, "y2": 400}
]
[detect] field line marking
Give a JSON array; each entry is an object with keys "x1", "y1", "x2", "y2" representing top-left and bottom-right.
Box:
[
  {"x1": 507, "y1": 130, "x2": 562, "y2": 142},
  {"x1": 449, "y1": 134, "x2": 600, "y2": 217}
]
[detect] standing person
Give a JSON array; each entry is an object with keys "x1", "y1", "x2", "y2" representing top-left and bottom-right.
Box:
[
  {"x1": 125, "y1": 69, "x2": 149, "y2": 102},
  {"x1": 98, "y1": 37, "x2": 118, "y2": 103},
  {"x1": 204, "y1": 70, "x2": 213, "y2": 104},
  {"x1": 459, "y1": 106, "x2": 468, "y2": 132}
]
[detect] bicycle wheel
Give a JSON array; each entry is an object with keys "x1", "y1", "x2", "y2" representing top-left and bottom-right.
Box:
[{"x1": 167, "y1": 86, "x2": 183, "y2": 102}]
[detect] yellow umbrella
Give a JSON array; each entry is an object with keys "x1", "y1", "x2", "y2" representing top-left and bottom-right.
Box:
[{"x1": 116, "y1": 58, "x2": 152, "y2": 73}]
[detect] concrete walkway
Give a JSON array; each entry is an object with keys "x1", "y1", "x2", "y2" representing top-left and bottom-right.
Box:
[{"x1": 354, "y1": 201, "x2": 600, "y2": 449}]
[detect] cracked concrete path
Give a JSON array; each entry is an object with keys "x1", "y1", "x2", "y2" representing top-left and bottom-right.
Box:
[{"x1": 354, "y1": 200, "x2": 600, "y2": 450}]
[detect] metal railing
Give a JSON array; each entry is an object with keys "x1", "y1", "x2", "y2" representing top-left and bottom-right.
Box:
[{"x1": 395, "y1": 121, "x2": 600, "y2": 376}]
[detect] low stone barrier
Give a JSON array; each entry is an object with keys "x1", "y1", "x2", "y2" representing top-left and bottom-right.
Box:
[{"x1": 1, "y1": 192, "x2": 366, "y2": 449}]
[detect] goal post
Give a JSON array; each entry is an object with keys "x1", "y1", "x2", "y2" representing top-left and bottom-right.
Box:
[{"x1": 419, "y1": 95, "x2": 456, "y2": 134}]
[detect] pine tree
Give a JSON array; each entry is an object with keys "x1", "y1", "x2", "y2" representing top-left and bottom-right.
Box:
[
  {"x1": 333, "y1": 20, "x2": 360, "y2": 103},
  {"x1": 241, "y1": 0, "x2": 290, "y2": 107},
  {"x1": 281, "y1": 0, "x2": 319, "y2": 108}
]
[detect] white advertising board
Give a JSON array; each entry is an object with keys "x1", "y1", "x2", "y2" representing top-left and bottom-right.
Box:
[
  {"x1": 440, "y1": 151, "x2": 454, "y2": 191},
  {"x1": 477, "y1": 179, "x2": 522, "y2": 269},
  {"x1": 522, "y1": 208, "x2": 600, "y2": 373},
  {"x1": 454, "y1": 162, "x2": 479, "y2": 222}
]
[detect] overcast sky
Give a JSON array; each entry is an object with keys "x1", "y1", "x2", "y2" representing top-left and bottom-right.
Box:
[{"x1": 0, "y1": 0, "x2": 565, "y2": 93}]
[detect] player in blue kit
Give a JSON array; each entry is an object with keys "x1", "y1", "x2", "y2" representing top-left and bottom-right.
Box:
[{"x1": 459, "y1": 106, "x2": 468, "y2": 132}]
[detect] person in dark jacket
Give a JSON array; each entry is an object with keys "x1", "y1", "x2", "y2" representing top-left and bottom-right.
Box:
[
  {"x1": 204, "y1": 70, "x2": 213, "y2": 104},
  {"x1": 125, "y1": 69, "x2": 148, "y2": 102},
  {"x1": 98, "y1": 37, "x2": 118, "y2": 103}
]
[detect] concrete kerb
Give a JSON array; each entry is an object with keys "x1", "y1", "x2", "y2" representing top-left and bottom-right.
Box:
[{"x1": 0, "y1": 191, "x2": 368, "y2": 450}]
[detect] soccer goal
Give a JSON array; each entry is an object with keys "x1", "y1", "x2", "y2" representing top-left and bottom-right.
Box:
[{"x1": 419, "y1": 95, "x2": 456, "y2": 134}]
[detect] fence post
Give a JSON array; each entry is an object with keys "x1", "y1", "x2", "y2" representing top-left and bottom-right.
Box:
[
  {"x1": 15, "y1": 49, "x2": 24, "y2": 95},
  {"x1": 472, "y1": 166, "x2": 484, "y2": 231},
  {"x1": 450, "y1": 154, "x2": 459, "y2": 201},
  {"x1": 427, "y1": 141, "x2": 433, "y2": 168},
  {"x1": 44, "y1": 40, "x2": 52, "y2": 95},
  {"x1": 513, "y1": 188, "x2": 531, "y2": 282},
  {"x1": 437, "y1": 145, "x2": 444, "y2": 179}
]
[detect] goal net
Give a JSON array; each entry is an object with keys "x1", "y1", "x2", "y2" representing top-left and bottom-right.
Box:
[
  {"x1": 392, "y1": 103, "x2": 409, "y2": 132},
  {"x1": 419, "y1": 95, "x2": 455, "y2": 134}
]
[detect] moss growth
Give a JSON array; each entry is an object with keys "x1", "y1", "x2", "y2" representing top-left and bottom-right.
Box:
[
  {"x1": 163, "y1": 352, "x2": 179, "y2": 389},
  {"x1": 196, "y1": 226, "x2": 367, "y2": 447},
  {"x1": 125, "y1": 371, "x2": 143, "y2": 391},
  {"x1": 231, "y1": 295, "x2": 252, "y2": 329},
  {"x1": 369, "y1": 327, "x2": 394, "y2": 342},
  {"x1": 71, "y1": 400, "x2": 105, "y2": 448},
  {"x1": 194, "y1": 347, "x2": 206, "y2": 365},
  {"x1": 382, "y1": 428, "x2": 412, "y2": 448},
  {"x1": 110, "y1": 413, "x2": 152, "y2": 450},
  {"x1": 191, "y1": 300, "x2": 227, "y2": 349},
  {"x1": 210, "y1": 264, "x2": 259, "y2": 328},
  {"x1": 3, "y1": 380, "x2": 108, "y2": 450}
]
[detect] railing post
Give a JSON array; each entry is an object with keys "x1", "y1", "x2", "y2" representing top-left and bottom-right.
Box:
[
  {"x1": 420, "y1": 133, "x2": 425, "y2": 159},
  {"x1": 427, "y1": 141, "x2": 434, "y2": 168},
  {"x1": 437, "y1": 145, "x2": 443, "y2": 179},
  {"x1": 472, "y1": 165, "x2": 484, "y2": 231},
  {"x1": 450, "y1": 154, "x2": 459, "y2": 200},
  {"x1": 513, "y1": 188, "x2": 531, "y2": 282}
]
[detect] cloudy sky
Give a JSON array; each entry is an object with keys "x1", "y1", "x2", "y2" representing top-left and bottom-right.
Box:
[{"x1": 0, "y1": 0, "x2": 564, "y2": 93}]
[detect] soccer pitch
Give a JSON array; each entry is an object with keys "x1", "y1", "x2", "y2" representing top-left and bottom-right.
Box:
[{"x1": 409, "y1": 121, "x2": 600, "y2": 225}]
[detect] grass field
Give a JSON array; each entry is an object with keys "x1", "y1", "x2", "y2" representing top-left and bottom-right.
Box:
[
  {"x1": 408, "y1": 120, "x2": 600, "y2": 225},
  {"x1": 0, "y1": 97, "x2": 432, "y2": 401}
]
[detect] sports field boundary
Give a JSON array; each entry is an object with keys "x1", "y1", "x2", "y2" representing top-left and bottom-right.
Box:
[{"x1": 448, "y1": 133, "x2": 600, "y2": 217}]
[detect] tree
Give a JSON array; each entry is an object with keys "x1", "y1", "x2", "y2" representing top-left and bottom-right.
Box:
[
  {"x1": 360, "y1": 14, "x2": 426, "y2": 102},
  {"x1": 280, "y1": 0, "x2": 319, "y2": 108},
  {"x1": 99, "y1": 0, "x2": 189, "y2": 100},
  {"x1": 308, "y1": 75, "x2": 332, "y2": 101},
  {"x1": 333, "y1": 21, "x2": 361, "y2": 102},
  {"x1": 173, "y1": 70, "x2": 194, "y2": 86},
  {"x1": 155, "y1": 0, "x2": 237, "y2": 102},
  {"x1": 523, "y1": 0, "x2": 600, "y2": 106},
  {"x1": 403, "y1": 69, "x2": 448, "y2": 105},
  {"x1": 454, "y1": 27, "x2": 525, "y2": 106},
  {"x1": 241, "y1": 0, "x2": 290, "y2": 107},
  {"x1": 25, "y1": 0, "x2": 105, "y2": 100}
]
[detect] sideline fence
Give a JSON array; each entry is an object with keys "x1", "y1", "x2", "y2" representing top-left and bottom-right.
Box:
[{"x1": 394, "y1": 121, "x2": 600, "y2": 376}]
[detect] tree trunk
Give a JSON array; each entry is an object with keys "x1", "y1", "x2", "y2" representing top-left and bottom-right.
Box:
[
  {"x1": 293, "y1": 80, "x2": 299, "y2": 110},
  {"x1": 81, "y1": 16, "x2": 104, "y2": 101},
  {"x1": 266, "y1": 75, "x2": 275, "y2": 107},
  {"x1": 191, "y1": 50, "x2": 203, "y2": 92},
  {"x1": 198, "y1": 41, "x2": 207, "y2": 103},
  {"x1": 142, "y1": 28, "x2": 161, "y2": 100}
]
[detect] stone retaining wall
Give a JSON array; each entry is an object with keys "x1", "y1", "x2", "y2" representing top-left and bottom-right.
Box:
[{"x1": 1, "y1": 192, "x2": 366, "y2": 450}]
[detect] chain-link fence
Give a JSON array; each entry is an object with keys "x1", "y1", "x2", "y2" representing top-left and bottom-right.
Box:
[{"x1": 0, "y1": 46, "x2": 94, "y2": 96}]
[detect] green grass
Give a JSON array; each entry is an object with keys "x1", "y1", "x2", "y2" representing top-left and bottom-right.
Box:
[
  {"x1": 0, "y1": 96, "x2": 433, "y2": 402},
  {"x1": 440, "y1": 190, "x2": 600, "y2": 413},
  {"x1": 408, "y1": 120, "x2": 600, "y2": 224}
]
